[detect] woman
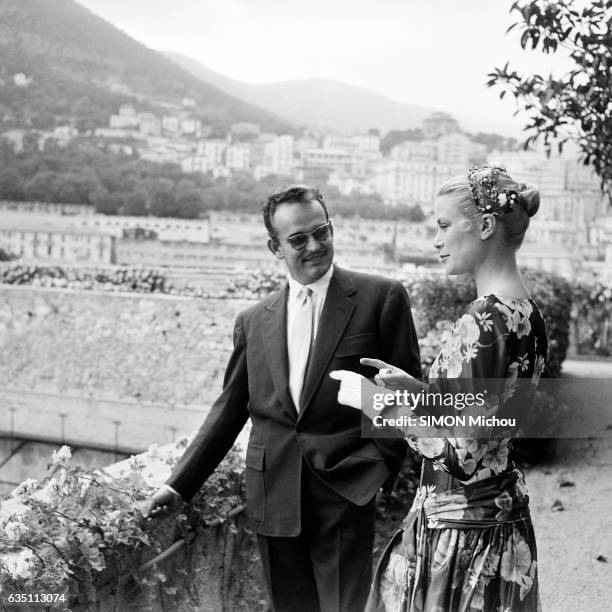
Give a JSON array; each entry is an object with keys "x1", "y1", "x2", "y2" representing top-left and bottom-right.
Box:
[{"x1": 331, "y1": 164, "x2": 547, "y2": 611}]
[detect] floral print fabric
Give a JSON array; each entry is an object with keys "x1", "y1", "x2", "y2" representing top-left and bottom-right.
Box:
[{"x1": 368, "y1": 295, "x2": 547, "y2": 612}]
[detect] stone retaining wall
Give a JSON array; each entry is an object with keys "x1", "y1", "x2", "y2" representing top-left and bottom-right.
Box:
[
  {"x1": 0, "y1": 286, "x2": 254, "y2": 460},
  {"x1": 0, "y1": 286, "x2": 252, "y2": 405}
]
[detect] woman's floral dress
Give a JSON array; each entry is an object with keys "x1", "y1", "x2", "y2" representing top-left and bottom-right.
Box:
[{"x1": 367, "y1": 295, "x2": 548, "y2": 612}]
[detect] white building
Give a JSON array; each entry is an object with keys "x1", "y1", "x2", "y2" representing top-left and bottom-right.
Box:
[
  {"x1": 305, "y1": 148, "x2": 351, "y2": 172},
  {"x1": 180, "y1": 117, "x2": 202, "y2": 137},
  {"x1": 390, "y1": 140, "x2": 437, "y2": 162},
  {"x1": 422, "y1": 112, "x2": 460, "y2": 139},
  {"x1": 198, "y1": 139, "x2": 227, "y2": 166},
  {"x1": 226, "y1": 143, "x2": 251, "y2": 170},
  {"x1": 493, "y1": 150, "x2": 604, "y2": 225},
  {"x1": 138, "y1": 113, "x2": 161, "y2": 136},
  {"x1": 79, "y1": 215, "x2": 211, "y2": 243},
  {"x1": 372, "y1": 159, "x2": 461, "y2": 205},
  {"x1": 518, "y1": 242, "x2": 582, "y2": 279},
  {"x1": 0, "y1": 200, "x2": 94, "y2": 216},
  {"x1": 162, "y1": 115, "x2": 181, "y2": 135},
  {"x1": 323, "y1": 134, "x2": 380, "y2": 153},
  {"x1": 0, "y1": 215, "x2": 115, "y2": 263},
  {"x1": 328, "y1": 171, "x2": 376, "y2": 196},
  {"x1": 253, "y1": 135, "x2": 295, "y2": 178},
  {"x1": 230, "y1": 123, "x2": 260, "y2": 139},
  {"x1": 109, "y1": 105, "x2": 139, "y2": 129},
  {"x1": 267, "y1": 135, "x2": 294, "y2": 175},
  {"x1": 50, "y1": 125, "x2": 78, "y2": 146},
  {"x1": 437, "y1": 132, "x2": 486, "y2": 166},
  {"x1": 181, "y1": 155, "x2": 211, "y2": 174}
]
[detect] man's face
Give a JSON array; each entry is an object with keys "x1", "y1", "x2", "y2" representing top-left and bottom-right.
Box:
[{"x1": 268, "y1": 200, "x2": 334, "y2": 285}]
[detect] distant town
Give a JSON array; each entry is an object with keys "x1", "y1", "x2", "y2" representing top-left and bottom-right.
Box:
[{"x1": 1, "y1": 79, "x2": 611, "y2": 284}]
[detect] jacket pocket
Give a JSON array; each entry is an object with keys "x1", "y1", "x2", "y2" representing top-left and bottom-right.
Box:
[
  {"x1": 245, "y1": 444, "x2": 265, "y2": 523},
  {"x1": 245, "y1": 443, "x2": 265, "y2": 471},
  {"x1": 335, "y1": 332, "x2": 377, "y2": 357}
]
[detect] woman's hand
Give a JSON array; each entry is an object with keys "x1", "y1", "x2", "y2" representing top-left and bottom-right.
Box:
[
  {"x1": 329, "y1": 370, "x2": 367, "y2": 410},
  {"x1": 360, "y1": 358, "x2": 416, "y2": 391}
]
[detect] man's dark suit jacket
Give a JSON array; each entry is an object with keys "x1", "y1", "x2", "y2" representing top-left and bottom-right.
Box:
[{"x1": 167, "y1": 265, "x2": 421, "y2": 537}]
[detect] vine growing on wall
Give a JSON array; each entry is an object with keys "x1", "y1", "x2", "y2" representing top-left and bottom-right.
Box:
[{"x1": 0, "y1": 442, "x2": 246, "y2": 610}]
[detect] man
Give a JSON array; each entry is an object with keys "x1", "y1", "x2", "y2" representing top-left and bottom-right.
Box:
[{"x1": 146, "y1": 185, "x2": 421, "y2": 612}]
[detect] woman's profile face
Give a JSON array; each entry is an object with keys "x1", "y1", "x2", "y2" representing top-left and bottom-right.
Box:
[{"x1": 433, "y1": 195, "x2": 482, "y2": 275}]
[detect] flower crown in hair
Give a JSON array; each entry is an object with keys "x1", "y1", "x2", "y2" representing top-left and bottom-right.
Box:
[{"x1": 467, "y1": 164, "x2": 518, "y2": 216}]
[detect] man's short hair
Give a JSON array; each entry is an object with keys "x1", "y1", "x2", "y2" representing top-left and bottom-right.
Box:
[{"x1": 262, "y1": 185, "x2": 329, "y2": 238}]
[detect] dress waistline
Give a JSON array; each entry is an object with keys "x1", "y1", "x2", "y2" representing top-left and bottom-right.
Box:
[{"x1": 406, "y1": 468, "x2": 531, "y2": 530}]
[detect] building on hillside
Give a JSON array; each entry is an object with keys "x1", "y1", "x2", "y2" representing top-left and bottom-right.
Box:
[
  {"x1": 180, "y1": 117, "x2": 202, "y2": 137},
  {"x1": 48, "y1": 125, "x2": 78, "y2": 146},
  {"x1": 0, "y1": 201, "x2": 94, "y2": 216},
  {"x1": 94, "y1": 127, "x2": 144, "y2": 140},
  {"x1": 162, "y1": 115, "x2": 181, "y2": 136},
  {"x1": 390, "y1": 134, "x2": 485, "y2": 168},
  {"x1": 226, "y1": 143, "x2": 251, "y2": 170},
  {"x1": 116, "y1": 239, "x2": 270, "y2": 268},
  {"x1": 212, "y1": 166, "x2": 231, "y2": 179},
  {"x1": 437, "y1": 132, "x2": 486, "y2": 166},
  {"x1": 138, "y1": 113, "x2": 162, "y2": 136},
  {"x1": 294, "y1": 134, "x2": 320, "y2": 163},
  {"x1": 230, "y1": 123, "x2": 260, "y2": 139},
  {"x1": 328, "y1": 171, "x2": 376, "y2": 196},
  {"x1": 181, "y1": 154, "x2": 211, "y2": 174},
  {"x1": 390, "y1": 139, "x2": 437, "y2": 162},
  {"x1": 323, "y1": 134, "x2": 381, "y2": 153},
  {"x1": 371, "y1": 159, "x2": 461, "y2": 206},
  {"x1": 1, "y1": 129, "x2": 26, "y2": 152},
  {"x1": 254, "y1": 135, "x2": 295, "y2": 177},
  {"x1": 518, "y1": 242, "x2": 582, "y2": 279},
  {"x1": 78, "y1": 215, "x2": 211, "y2": 243},
  {"x1": 109, "y1": 105, "x2": 139, "y2": 129},
  {"x1": 305, "y1": 148, "x2": 352, "y2": 172},
  {"x1": 493, "y1": 150, "x2": 604, "y2": 226},
  {"x1": 198, "y1": 139, "x2": 227, "y2": 166},
  {"x1": 422, "y1": 112, "x2": 460, "y2": 139},
  {"x1": 0, "y1": 216, "x2": 115, "y2": 263}
]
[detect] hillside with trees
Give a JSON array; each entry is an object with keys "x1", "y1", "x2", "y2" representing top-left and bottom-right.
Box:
[
  {"x1": 0, "y1": 0, "x2": 294, "y2": 134},
  {"x1": 0, "y1": 136, "x2": 425, "y2": 221}
]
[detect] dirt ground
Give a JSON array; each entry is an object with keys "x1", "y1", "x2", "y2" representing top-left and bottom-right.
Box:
[{"x1": 526, "y1": 358, "x2": 612, "y2": 611}]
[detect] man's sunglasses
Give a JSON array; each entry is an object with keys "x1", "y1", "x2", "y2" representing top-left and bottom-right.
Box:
[{"x1": 283, "y1": 222, "x2": 332, "y2": 251}]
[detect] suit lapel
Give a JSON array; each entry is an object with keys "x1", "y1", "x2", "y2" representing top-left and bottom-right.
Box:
[
  {"x1": 299, "y1": 266, "x2": 356, "y2": 417},
  {"x1": 261, "y1": 284, "x2": 297, "y2": 419}
]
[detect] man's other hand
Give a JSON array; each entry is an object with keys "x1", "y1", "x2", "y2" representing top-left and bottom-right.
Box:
[{"x1": 142, "y1": 486, "x2": 184, "y2": 518}]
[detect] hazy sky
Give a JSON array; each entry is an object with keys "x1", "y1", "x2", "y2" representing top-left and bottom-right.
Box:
[{"x1": 77, "y1": 0, "x2": 573, "y2": 137}]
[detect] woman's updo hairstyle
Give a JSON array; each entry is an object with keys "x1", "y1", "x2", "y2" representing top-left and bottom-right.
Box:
[{"x1": 437, "y1": 164, "x2": 540, "y2": 249}]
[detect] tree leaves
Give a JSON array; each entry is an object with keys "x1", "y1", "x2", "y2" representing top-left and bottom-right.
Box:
[{"x1": 488, "y1": 0, "x2": 612, "y2": 201}]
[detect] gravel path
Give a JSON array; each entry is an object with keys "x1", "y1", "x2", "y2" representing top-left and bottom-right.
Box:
[{"x1": 527, "y1": 358, "x2": 612, "y2": 611}]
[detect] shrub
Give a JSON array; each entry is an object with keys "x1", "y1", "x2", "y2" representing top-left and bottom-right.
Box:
[
  {"x1": 570, "y1": 281, "x2": 612, "y2": 356},
  {"x1": 0, "y1": 264, "x2": 169, "y2": 293},
  {"x1": 0, "y1": 442, "x2": 248, "y2": 610},
  {"x1": 522, "y1": 268, "x2": 572, "y2": 377}
]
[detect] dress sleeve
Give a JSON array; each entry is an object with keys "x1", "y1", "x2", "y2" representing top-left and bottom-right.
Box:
[{"x1": 407, "y1": 298, "x2": 512, "y2": 482}]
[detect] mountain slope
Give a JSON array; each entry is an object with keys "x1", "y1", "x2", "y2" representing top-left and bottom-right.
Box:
[
  {"x1": 165, "y1": 51, "x2": 437, "y2": 134},
  {"x1": 0, "y1": 0, "x2": 294, "y2": 133}
]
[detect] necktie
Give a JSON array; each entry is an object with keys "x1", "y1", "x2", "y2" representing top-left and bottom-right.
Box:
[{"x1": 288, "y1": 287, "x2": 314, "y2": 412}]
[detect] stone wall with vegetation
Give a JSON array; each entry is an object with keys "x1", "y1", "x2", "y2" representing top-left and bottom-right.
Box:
[
  {"x1": 0, "y1": 285, "x2": 250, "y2": 405},
  {"x1": 0, "y1": 441, "x2": 266, "y2": 612}
]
